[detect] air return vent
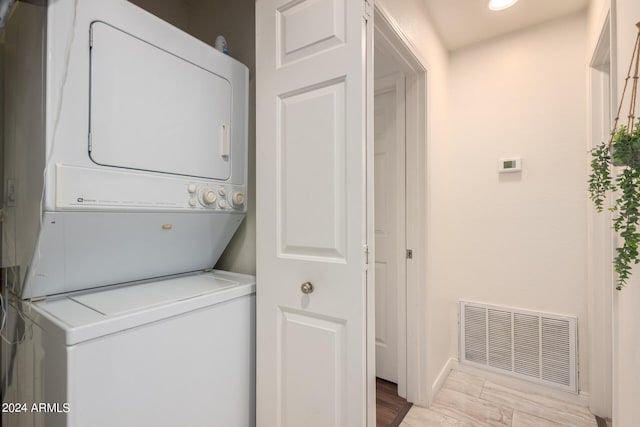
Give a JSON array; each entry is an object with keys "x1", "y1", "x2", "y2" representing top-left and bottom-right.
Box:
[{"x1": 459, "y1": 301, "x2": 577, "y2": 393}]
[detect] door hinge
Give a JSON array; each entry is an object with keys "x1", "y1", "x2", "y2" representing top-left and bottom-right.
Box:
[
  {"x1": 363, "y1": 0, "x2": 372, "y2": 21},
  {"x1": 406, "y1": 249, "x2": 413, "y2": 259},
  {"x1": 364, "y1": 244, "x2": 370, "y2": 264}
]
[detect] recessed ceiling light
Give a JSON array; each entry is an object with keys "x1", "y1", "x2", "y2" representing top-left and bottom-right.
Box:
[{"x1": 488, "y1": 0, "x2": 518, "y2": 11}]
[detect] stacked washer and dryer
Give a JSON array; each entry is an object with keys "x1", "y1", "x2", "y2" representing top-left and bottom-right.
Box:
[{"x1": 1, "y1": 0, "x2": 254, "y2": 426}]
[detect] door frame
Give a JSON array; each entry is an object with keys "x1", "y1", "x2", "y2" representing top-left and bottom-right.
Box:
[
  {"x1": 374, "y1": 4, "x2": 429, "y2": 407},
  {"x1": 587, "y1": 9, "x2": 615, "y2": 419}
]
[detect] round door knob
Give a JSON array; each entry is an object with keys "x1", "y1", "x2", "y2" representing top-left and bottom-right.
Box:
[
  {"x1": 300, "y1": 282, "x2": 314, "y2": 294},
  {"x1": 202, "y1": 189, "x2": 217, "y2": 205}
]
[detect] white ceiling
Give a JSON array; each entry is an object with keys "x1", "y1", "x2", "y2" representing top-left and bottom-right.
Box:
[{"x1": 423, "y1": 0, "x2": 590, "y2": 51}]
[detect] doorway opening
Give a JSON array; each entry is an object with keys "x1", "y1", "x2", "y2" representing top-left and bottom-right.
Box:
[{"x1": 372, "y1": 5, "x2": 429, "y2": 423}]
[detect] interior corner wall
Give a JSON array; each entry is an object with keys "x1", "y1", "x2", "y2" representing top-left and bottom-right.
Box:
[
  {"x1": 127, "y1": 0, "x2": 191, "y2": 33},
  {"x1": 447, "y1": 12, "x2": 589, "y2": 393},
  {"x1": 375, "y1": 0, "x2": 451, "y2": 405},
  {"x1": 612, "y1": 0, "x2": 640, "y2": 423},
  {"x1": 587, "y1": 0, "x2": 611, "y2": 56}
]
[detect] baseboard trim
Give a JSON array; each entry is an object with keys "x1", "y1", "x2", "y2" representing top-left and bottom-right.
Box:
[{"x1": 429, "y1": 357, "x2": 458, "y2": 405}]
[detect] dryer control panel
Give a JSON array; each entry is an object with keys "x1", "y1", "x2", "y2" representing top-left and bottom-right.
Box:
[
  {"x1": 55, "y1": 164, "x2": 247, "y2": 212},
  {"x1": 190, "y1": 183, "x2": 246, "y2": 210}
]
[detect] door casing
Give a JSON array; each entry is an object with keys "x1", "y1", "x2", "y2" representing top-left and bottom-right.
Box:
[
  {"x1": 587, "y1": 10, "x2": 614, "y2": 419},
  {"x1": 374, "y1": 4, "x2": 429, "y2": 406}
]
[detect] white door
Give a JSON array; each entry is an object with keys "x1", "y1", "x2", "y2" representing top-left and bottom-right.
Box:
[
  {"x1": 374, "y1": 74, "x2": 405, "y2": 384},
  {"x1": 256, "y1": 0, "x2": 374, "y2": 426}
]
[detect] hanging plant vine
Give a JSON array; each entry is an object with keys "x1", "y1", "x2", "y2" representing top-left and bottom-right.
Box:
[{"x1": 589, "y1": 22, "x2": 640, "y2": 290}]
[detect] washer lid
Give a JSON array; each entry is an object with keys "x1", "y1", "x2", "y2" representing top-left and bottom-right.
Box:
[
  {"x1": 69, "y1": 273, "x2": 237, "y2": 316},
  {"x1": 31, "y1": 271, "x2": 256, "y2": 345}
]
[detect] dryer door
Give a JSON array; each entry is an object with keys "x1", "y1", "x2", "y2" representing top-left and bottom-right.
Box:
[{"x1": 89, "y1": 22, "x2": 232, "y2": 180}]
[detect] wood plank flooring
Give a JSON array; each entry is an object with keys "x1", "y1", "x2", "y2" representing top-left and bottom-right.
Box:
[{"x1": 377, "y1": 378, "x2": 412, "y2": 427}]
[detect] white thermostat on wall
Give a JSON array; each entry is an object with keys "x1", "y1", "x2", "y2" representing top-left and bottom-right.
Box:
[{"x1": 499, "y1": 158, "x2": 522, "y2": 173}]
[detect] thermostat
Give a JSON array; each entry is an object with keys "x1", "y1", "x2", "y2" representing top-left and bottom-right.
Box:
[{"x1": 499, "y1": 158, "x2": 522, "y2": 173}]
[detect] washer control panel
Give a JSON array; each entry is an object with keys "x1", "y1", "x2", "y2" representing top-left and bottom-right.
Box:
[
  {"x1": 190, "y1": 183, "x2": 246, "y2": 211},
  {"x1": 56, "y1": 164, "x2": 247, "y2": 212}
]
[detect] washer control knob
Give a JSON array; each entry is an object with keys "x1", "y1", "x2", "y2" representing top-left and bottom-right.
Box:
[
  {"x1": 188, "y1": 198, "x2": 197, "y2": 207},
  {"x1": 218, "y1": 188, "x2": 226, "y2": 197},
  {"x1": 202, "y1": 189, "x2": 217, "y2": 205},
  {"x1": 187, "y1": 184, "x2": 197, "y2": 194},
  {"x1": 231, "y1": 192, "x2": 246, "y2": 207},
  {"x1": 218, "y1": 199, "x2": 228, "y2": 209}
]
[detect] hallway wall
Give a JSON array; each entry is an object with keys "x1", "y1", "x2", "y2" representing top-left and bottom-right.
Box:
[
  {"x1": 587, "y1": 0, "x2": 640, "y2": 422},
  {"x1": 447, "y1": 13, "x2": 589, "y2": 392},
  {"x1": 611, "y1": 0, "x2": 640, "y2": 423}
]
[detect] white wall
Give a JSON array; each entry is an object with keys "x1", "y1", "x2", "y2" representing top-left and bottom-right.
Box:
[
  {"x1": 586, "y1": 0, "x2": 640, "y2": 422},
  {"x1": 587, "y1": 0, "x2": 611, "y2": 56},
  {"x1": 586, "y1": 0, "x2": 613, "y2": 418},
  {"x1": 447, "y1": 13, "x2": 589, "y2": 392},
  {"x1": 611, "y1": 0, "x2": 640, "y2": 423}
]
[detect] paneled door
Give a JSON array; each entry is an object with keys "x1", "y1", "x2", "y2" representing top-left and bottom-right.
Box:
[
  {"x1": 255, "y1": 0, "x2": 374, "y2": 426},
  {"x1": 374, "y1": 74, "x2": 406, "y2": 385}
]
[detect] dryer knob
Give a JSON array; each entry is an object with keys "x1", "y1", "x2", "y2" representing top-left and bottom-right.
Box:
[
  {"x1": 202, "y1": 189, "x2": 217, "y2": 205},
  {"x1": 231, "y1": 192, "x2": 246, "y2": 207}
]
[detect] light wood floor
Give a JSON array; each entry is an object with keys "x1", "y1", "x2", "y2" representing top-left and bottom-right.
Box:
[{"x1": 400, "y1": 370, "x2": 599, "y2": 427}]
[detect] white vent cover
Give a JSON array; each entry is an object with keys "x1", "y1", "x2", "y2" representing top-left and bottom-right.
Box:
[{"x1": 459, "y1": 301, "x2": 577, "y2": 393}]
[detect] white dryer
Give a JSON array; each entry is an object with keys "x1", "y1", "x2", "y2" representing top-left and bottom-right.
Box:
[{"x1": 3, "y1": 0, "x2": 249, "y2": 300}]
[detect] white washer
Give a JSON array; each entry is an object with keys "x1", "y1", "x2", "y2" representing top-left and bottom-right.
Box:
[{"x1": 10, "y1": 271, "x2": 255, "y2": 427}]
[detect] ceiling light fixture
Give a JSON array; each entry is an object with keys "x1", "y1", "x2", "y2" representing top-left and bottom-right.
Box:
[{"x1": 488, "y1": 0, "x2": 518, "y2": 11}]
